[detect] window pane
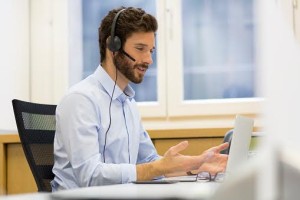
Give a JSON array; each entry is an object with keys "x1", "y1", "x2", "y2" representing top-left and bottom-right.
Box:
[
  {"x1": 182, "y1": 0, "x2": 256, "y2": 100},
  {"x1": 82, "y1": 0, "x2": 157, "y2": 102}
]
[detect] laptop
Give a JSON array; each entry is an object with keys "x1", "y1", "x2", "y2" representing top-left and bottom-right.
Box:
[
  {"x1": 225, "y1": 115, "x2": 254, "y2": 175},
  {"x1": 195, "y1": 114, "x2": 254, "y2": 182}
]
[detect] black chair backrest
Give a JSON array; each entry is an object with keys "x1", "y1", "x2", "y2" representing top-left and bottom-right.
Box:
[{"x1": 12, "y1": 99, "x2": 56, "y2": 192}]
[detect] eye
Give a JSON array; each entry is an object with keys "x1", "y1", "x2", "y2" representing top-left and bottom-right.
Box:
[{"x1": 135, "y1": 47, "x2": 144, "y2": 52}]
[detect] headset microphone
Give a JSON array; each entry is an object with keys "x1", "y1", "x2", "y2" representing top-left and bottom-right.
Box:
[{"x1": 120, "y1": 49, "x2": 136, "y2": 62}]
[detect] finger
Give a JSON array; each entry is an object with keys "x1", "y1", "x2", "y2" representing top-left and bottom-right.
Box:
[
  {"x1": 216, "y1": 142, "x2": 230, "y2": 152},
  {"x1": 210, "y1": 142, "x2": 229, "y2": 153},
  {"x1": 205, "y1": 142, "x2": 229, "y2": 153},
  {"x1": 166, "y1": 141, "x2": 189, "y2": 156}
]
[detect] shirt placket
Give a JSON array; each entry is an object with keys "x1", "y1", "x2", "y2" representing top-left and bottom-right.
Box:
[{"x1": 122, "y1": 100, "x2": 131, "y2": 163}]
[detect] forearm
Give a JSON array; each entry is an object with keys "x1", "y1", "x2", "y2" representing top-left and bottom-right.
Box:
[{"x1": 136, "y1": 159, "x2": 166, "y2": 180}]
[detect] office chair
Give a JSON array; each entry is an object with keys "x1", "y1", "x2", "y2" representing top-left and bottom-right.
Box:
[
  {"x1": 220, "y1": 129, "x2": 233, "y2": 154},
  {"x1": 12, "y1": 99, "x2": 56, "y2": 192}
]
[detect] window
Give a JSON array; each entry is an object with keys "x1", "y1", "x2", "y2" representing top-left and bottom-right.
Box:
[
  {"x1": 165, "y1": 0, "x2": 261, "y2": 118},
  {"x1": 182, "y1": 0, "x2": 255, "y2": 100},
  {"x1": 77, "y1": 0, "x2": 261, "y2": 119},
  {"x1": 31, "y1": 0, "x2": 262, "y2": 128}
]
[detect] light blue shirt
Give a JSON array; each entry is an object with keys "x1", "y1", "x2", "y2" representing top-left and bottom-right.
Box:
[{"x1": 51, "y1": 66, "x2": 160, "y2": 191}]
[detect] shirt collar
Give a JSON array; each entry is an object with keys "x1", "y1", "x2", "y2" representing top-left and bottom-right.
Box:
[{"x1": 93, "y1": 65, "x2": 135, "y2": 102}]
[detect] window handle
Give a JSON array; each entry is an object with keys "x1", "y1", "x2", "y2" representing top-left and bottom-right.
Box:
[
  {"x1": 292, "y1": 0, "x2": 298, "y2": 35},
  {"x1": 166, "y1": 8, "x2": 173, "y2": 40},
  {"x1": 293, "y1": 0, "x2": 298, "y2": 8}
]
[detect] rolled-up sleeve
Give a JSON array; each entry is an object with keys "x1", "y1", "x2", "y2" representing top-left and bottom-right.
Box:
[{"x1": 137, "y1": 125, "x2": 161, "y2": 164}]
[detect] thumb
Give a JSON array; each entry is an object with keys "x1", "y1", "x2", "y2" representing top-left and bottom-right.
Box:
[{"x1": 164, "y1": 141, "x2": 189, "y2": 157}]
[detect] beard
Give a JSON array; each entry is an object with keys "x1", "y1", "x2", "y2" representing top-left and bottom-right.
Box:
[{"x1": 113, "y1": 52, "x2": 148, "y2": 84}]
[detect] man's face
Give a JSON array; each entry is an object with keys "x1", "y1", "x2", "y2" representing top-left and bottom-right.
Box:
[{"x1": 113, "y1": 32, "x2": 155, "y2": 84}]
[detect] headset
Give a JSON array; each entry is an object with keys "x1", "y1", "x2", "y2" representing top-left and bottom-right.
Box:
[
  {"x1": 108, "y1": 8, "x2": 136, "y2": 61},
  {"x1": 103, "y1": 8, "x2": 131, "y2": 163},
  {"x1": 108, "y1": 9, "x2": 126, "y2": 52}
]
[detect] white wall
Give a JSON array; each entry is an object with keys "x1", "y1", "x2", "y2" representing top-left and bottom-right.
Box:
[
  {"x1": 0, "y1": 0, "x2": 30, "y2": 131},
  {"x1": 0, "y1": 0, "x2": 81, "y2": 131},
  {"x1": 30, "y1": 0, "x2": 69, "y2": 104}
]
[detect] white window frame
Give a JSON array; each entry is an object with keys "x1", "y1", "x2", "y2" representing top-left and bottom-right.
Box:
[
  {"x1": 140, "y1": 0, "x2": 263, "y2": 119},
  {"x1": 136, "y1": 0, "x2": 167, "y2": 118}
]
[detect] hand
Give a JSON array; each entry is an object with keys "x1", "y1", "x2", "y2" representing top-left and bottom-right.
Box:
[
  {"x1": 137, "y1": 141, "x2": 203, "y2": 180},
  {"x1": 193, "y1": 143, "x2": 229, "y2": 175},
  {"x1": 137, "y1": 141, "x2": 229, "y2": 180},
  {"x1": 162, "y1": 141, "x2": 194, "y2": 172},
  {"x1": 161, "y1": 141, "x2": 214, "y2": 173}
]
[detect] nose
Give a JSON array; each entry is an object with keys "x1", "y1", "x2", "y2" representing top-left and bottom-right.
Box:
[{"x1": 143, "y1": 51, "x2": 153, "y2": 65}]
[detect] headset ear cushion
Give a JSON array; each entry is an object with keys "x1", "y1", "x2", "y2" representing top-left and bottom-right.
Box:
[{"x1": 108, "y1": 36, "x2": 122, "y2": 52}]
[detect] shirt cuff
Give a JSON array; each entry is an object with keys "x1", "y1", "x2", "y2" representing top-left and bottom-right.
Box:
[{"x1": 121, "y1": 164, "x2": 137, "y2": 183}]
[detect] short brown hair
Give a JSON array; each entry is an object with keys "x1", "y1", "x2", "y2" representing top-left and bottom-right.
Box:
[{"x1": 98, "y1": 7, "x2": 158, "y2": 63}]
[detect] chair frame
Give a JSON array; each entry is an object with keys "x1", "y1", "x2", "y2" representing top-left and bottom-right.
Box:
[{"x1": 12, "y1": 99, "x2": 56, "y2": 192}]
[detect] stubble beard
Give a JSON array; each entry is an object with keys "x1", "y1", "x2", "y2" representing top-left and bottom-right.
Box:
[{"x1": 113, "y1": 52, "x2": 148, "y2": 84}]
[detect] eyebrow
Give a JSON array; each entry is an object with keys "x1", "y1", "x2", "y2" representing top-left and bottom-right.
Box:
[{"x1": 134, "y1": 43, "x2": 156, "y2": 50}]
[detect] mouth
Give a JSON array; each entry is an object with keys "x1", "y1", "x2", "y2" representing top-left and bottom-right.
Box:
[{"x1": 136, "y1": 65, "x2": 148, "y2": 75}]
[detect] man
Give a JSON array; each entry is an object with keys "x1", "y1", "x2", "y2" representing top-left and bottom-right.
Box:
[{"x1": 51, "y1": 7, "x2": 228, "y2": 191}]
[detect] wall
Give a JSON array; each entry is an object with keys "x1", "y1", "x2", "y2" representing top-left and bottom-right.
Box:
[
  {"x1": 0, "y1": 0, "x2": 30, "y2": 131},
  {"x1": 0, "y1": 0, "x2": 72, "y2": 132},
  {"x1": 30, "y1": 0, "x2": 70, "y2": 104}
]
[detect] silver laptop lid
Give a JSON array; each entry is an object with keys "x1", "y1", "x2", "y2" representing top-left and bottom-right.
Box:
[{"x1": 226, "y1": 115, "x2": 254, "y2": 175}]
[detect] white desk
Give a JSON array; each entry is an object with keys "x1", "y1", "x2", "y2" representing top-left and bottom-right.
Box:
[
  {"x1": 53, "y1": 182, "x2": 219, "y2": 200},
  {"x1": 0, "y1": 192, "x2": 51, "y2": 200},
  {"x1": 0, "y1": 182, "x2": 220, "y2": 200}
]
